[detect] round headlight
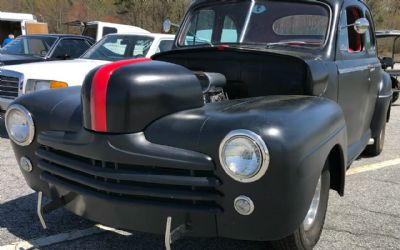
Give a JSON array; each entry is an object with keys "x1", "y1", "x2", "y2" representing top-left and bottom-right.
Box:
[
  {"x1": 5, "y1": 104, "x2": 35, "y2": 146},
  {"x1": 219, "y1": 130, "x2": 269, "y2": 183}
]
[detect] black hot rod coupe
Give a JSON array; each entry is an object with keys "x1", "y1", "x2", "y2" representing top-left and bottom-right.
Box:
[{"x1": 5, "y1": 0, "x2": 392, "y2": 249}]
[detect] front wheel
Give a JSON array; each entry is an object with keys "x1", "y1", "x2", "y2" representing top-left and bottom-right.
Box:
[{"x1": 272, "y1": 163, "x2": 330, "y2": 250}]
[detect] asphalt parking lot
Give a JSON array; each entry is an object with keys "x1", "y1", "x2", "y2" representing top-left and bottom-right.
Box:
[{"x1": 0, "y1": 106, "x2": 399, "y2": 250}]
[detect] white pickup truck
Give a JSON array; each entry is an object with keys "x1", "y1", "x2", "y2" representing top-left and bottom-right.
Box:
[
  {"x1": 66, "y1": 20, "x2": 149, "y2": 42},
  {"x1": 0, "y1": 33, "x2": 175, "y2": 113}
]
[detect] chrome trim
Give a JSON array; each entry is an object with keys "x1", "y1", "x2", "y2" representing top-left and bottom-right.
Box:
[
  {"x1": 239, "y1": 0, "x2": 256, "y2": 43},
  {"x1": 219, "y1": 129, "x2": 269, "y2": 183},
  {"x1": 338, "y1": 65, "x2": 369, "y2": 74},
  {"x1": 234, "y1": 195, "x2": 255, "y2": 216},
  {"x1": 5, "y1": 104, "x2": 35, "y2": 146},
  {"x1": 20, "y1": 156, "x2": 33, "y2": 172},
  {"x1": 0, "y1": 69, "x2": 24, "y2": 98},
  {"x1": 303, "y1": 177, "x2": 321, "y2": 231}
]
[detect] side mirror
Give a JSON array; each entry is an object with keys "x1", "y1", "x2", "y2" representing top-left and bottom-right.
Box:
[
  {"x1": 163, "y1": 19, "x2": 172, "y2": 33},
  {"x1": 163, "y1": 19, "x2": 179, "y2": 33},
  {"x1": 353, "y1": 18, "x2": 370, "y2": 34},
  {"x1": 380, "y1": 57, "x2": 395, "y2": 70}
]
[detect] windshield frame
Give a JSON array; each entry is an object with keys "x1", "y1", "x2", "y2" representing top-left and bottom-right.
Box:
[
  {"x1": 177, "y1": 0, "x2": 333, "y2": 49},
  {"x1": 80, "y1": 34, "x2": 155, "y2": 61}
]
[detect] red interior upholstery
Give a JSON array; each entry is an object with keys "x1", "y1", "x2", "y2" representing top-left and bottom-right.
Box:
[{"x1": 347, "y1": 8, "x2": 362, "y2": 53}]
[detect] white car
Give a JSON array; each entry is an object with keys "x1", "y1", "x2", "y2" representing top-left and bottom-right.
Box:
[{"x1": 0, "y1": 33, "x2": 175, "y2": 113}]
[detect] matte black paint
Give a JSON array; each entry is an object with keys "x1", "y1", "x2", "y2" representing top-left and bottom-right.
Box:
[
  {"x1": 82, "y1": 61, "x2": 204, "y2": 133},
  {"x1": 8, "y1": 0, "x2": 391, "y2": 242}
]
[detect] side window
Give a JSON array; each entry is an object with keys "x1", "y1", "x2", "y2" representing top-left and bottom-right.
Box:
[
  {"x1": 156, "y1": 40, "x2": 174, "y2": 53},
  {"x1": 365, "y1": 12, "x2": 376, "y2": 56},
  {"x1": 185, "y1": 9, "x2": 215, "y2": 45},
  {"x1": 27, "y1": 39, "x2": 48, "y2": 55},
  {"x1": 103, "y1": 27, "x2": 118, "y2": 36},
  {"x1": 346, "y1": 7, "x2": 364, "y2": 53},
  {"x1": 52, "y1": 39, "x2": 91, "y2": 59},
  {"x1": 221, "y1": 16, "x2": 238, "y2": 43}
]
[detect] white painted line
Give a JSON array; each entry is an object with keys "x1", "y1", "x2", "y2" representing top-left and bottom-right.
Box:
[
  {"x1": 347, "y1": 158, "x2": 400, "y2": 176},
  {"x1": 0, "y1": 224, "x2": 131, "y2": 250}
]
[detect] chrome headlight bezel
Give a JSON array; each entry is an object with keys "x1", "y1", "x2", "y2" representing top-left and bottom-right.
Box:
[
  {"x1": 219, "y1": 129, "x2": 270, "y2": 183},
  {"x1": 5, "y1": 104, "x2": 35, "y2": 146}
]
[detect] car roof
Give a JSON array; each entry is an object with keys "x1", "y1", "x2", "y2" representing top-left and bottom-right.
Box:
[{"x1": 376, "y1": 30, "x2": 400, "y2": 38}]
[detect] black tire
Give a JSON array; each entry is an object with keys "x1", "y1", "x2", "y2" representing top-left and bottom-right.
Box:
[
  {"x1": 272, "y1": 162, "x2": 330, "y2": 250},
  {"x1": 364, "y1": 121, "x2": 386, "y2": 156},
  {"x1": 392, "y1": 92, "x2": 399, "y2": 104}
]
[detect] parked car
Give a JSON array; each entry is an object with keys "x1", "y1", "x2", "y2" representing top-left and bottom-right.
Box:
[
  {"x1": 0, "y1": 34, "x2": 94, "y2": 65},
  {"x1": 4, "y1": 0, "x2": 392, "y2": 249},
  {"x1": 0, "y1": 33, "x2": 174, "y2": 114},
  {"x1": 376, "y1": 30, "x2": 400, "y2": 103}
]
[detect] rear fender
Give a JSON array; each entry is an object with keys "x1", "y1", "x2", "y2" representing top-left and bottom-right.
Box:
[{"x1": 370, "y1": 72, "x2": 392, "y2": 138}]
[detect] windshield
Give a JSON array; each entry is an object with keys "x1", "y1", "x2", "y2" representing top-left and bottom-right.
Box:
[
  {"x1": 178, "y1": 1, "x2": 330, "y2": 48},
  {"x1": 0, "y1": 36, "x2": 57, "y2": 57},
  {"x1": 81, "y1": 35, "x2": 154, "y2": 61}
]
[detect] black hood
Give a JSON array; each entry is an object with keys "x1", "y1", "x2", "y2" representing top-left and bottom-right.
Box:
[{"x1": 0, "y1": 53, "x2": 44, "y2": 65}]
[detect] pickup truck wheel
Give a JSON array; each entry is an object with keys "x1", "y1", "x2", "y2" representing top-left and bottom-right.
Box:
[
  {"x1": 364, "y1": 121, "x2": 386, "y2": 156},
  {"x1": 272, "y1": 163, "x2": 330, "y2": 250}
]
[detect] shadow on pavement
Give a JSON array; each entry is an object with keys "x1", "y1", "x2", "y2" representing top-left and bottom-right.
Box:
[
  {"x1": 0, "y1": 193, "x2": 93, "y2": 242},
  {"x1": 0, "y1": 115, "x2": 8, "y2": 139}
]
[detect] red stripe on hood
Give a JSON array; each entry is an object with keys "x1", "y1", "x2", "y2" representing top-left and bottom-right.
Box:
[{"x1": 90, "y1": 58, "x2": 151, "y2": 132}]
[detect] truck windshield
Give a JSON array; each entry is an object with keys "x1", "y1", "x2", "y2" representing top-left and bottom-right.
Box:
[
  {"x1": 81, "y1": 35, "x2": 154, "y2": 61},
  {"x1": 178, "y1": 1, "x2": 330, "y2": 48},
  {"x1": 0, "y1": 36, "x2": 57, "y2": 57}
]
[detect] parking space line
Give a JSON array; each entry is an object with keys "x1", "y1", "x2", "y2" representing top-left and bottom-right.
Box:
[
  {"x1": 347, "y1": 158, "x2": 400, "y2": 176},
  {"x1": 0, "y1": 224, "x2": 131, "y2": 250}
]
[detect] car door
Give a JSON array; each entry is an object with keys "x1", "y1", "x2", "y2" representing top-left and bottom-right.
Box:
[{"x1": 335, "y1": 4, "x2": 375, "y2": 152}]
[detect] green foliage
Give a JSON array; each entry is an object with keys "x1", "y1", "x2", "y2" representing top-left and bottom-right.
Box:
[{"x1": 0, "y1": 0, "x2": 190, "y2": 33}]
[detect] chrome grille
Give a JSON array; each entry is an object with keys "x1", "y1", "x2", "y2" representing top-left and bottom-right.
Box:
[{"x1": 0, "y1": 71, "x2": 22, "y2": 99}]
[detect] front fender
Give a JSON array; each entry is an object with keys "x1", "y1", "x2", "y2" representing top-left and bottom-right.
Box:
[{"x1": 146, "y1": 95, "x2": 347, "y2": 240}]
